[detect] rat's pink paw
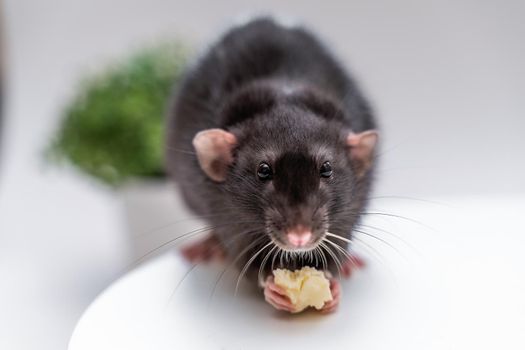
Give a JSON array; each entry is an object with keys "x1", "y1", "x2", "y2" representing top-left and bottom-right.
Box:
[
  {"x1": 321, "y1": 278, "x2": 341, "y2": 314},
  {"x1": 181, "y1": 234, "x2": 225, "y2": 263},
  {"x1": 341, "y1": 254, "x2": 365, "y2": 278},
  {"x1": 263, "y1": 276, "x2": 296, "y2": 313}
]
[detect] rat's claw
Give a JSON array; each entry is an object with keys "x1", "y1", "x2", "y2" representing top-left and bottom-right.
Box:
[
  {"x1": 181, "y1": 234, "x2": 225, "y2": 263},
  {"x1": 321, "y1": 278, "x2": 341, "y2": 313},
  {"x1": 263, "y1": 276, "x2": 296, "y2": 313},
  {"x1": 341, "y1": 254, "x2": 365, "y2": 278}
]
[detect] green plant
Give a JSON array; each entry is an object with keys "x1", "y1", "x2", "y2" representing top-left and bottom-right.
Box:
[{"x1": 48, "y1": 42, "x2": 188, "y2": 186}]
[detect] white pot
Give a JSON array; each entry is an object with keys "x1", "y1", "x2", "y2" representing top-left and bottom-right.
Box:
[{"x1": 119, "y1": 178, "x2": 199, "y2": 261}]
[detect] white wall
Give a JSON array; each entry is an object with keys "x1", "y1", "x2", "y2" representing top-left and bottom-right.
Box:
[{"x1": 4, "y1": 0, "x2": 525, "y2": 197}]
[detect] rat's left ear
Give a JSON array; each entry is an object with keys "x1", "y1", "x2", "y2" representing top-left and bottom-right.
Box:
[
  {"x1": 192, "y1": 128, "x2": 237, "y2": 182},
  {"x1": 346, "y1": 130, "x2": 379, "y2": 176}
]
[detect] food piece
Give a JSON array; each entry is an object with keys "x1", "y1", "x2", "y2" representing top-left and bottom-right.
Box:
[{"x1": 273, "y1": 266, "x2": 333, "y2": 313}]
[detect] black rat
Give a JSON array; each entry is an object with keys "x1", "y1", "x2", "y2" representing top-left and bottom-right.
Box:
[{"x1": 166, "y1": 17, "x2": 378, "y2": 313}]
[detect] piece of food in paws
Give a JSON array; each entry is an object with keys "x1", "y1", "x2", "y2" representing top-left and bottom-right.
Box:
[{"x1": 273, "y1": 266, "x2": 333, "y2": 313}]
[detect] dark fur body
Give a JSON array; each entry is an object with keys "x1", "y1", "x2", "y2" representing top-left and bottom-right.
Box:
[{"x1": 167, "y1": 18, "x2": 376, "y2": 282}]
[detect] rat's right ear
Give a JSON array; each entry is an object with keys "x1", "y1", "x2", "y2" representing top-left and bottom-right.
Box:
[
  {"x1": 346, "y1": 129, "x2": 379, "y2": 177},
  {"x1": 192, "y1": 128, "x2": 237, "y2": 182}
]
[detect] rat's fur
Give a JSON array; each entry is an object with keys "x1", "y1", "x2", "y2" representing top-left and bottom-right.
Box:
[{"x1": 167, "y1": 17, "x2": 377, "y2": 282}]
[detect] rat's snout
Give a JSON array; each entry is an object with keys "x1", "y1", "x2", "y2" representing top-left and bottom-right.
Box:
[{"x1": 286, "y1": 225, "x2": 313, "y2": 248}]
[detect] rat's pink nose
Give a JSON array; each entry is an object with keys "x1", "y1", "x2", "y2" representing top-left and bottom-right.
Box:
[{"x1": 286, "y1": 226, "x2": 313, "y2": 247}]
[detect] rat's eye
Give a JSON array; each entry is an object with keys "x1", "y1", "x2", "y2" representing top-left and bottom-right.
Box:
[
  {"x1": 320, "y1": 161, "x2": 332, "y2": 178},
  {"x1": 257, "y1": 162, "x2": 273, "y2": 180}
]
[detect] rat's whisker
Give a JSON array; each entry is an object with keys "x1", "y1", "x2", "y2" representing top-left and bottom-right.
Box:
[
  {"x1": 313, "y1": 247, "x2": 319, "y2": 269},
  {"x1": 320, "y1": 241, "x2": 342, "y2": 279},
  {"x1": 325, "y1": 231, "x2": 352, "y2": 244},
  {"x1": 357, "y1": 223, "x2": 419, "y2": 253},
  {"x1": 328, "y1": 229, "x2": 400, "y2": 257},
  {"x1": 165, "y1": 146, "x2": 197, "y2": 156},
  {"x1": 371, "y1": 141, "x2": 406, "y2": 160},
  {"x1": 235, "y1": 241, "x2": 274, "y2": 295},
  {"x1": 323, "y1": 238, "x2": 352, "y2": 262},
  {"x1": 353, "y1": 236, "x2": 400, "y2": 285},
  {"x1": 133, "y1": 220, "x2": 264, "y2": 267},
  {"x1": 133, "y1": 225, "x2": 218, "y2": 266},
  {"x1": 353, "y1": 228, "x2": 408, "y2": 259},
  {"x1": 359, "y1": 211, "x2": 436, "y2": 232},
  {"x1": 323, "y1": 232, "x2": 364, "y2": 270},
  {"x1": 137, "y1": 212, "x2": 263, "y2": 237},
  {"x1": 168, "y1": 228, "x2": 264, "y2": 309},
  {"x1": 165, "y1": 263, "x2": 199, "y2": 308},
  {"x1": 208, "y1": 233, "x2": 267, "y2": 308},
  {"x1": 312, "y1": 247, "x2": 318, "y2": 266},
  {"x1": 324, "y1": 231, "x2": 369, "y2": 271},
  {"x1": 271, "y1": 247, "x2": 280, "y2": 271},
  {"x1": 258, "y1": 245, "x2": 278, "y2": 287},
  {"x1": 369, "y1": 195, "x2": 450, "y2": 207},
  {"x1": 350, "y1": 236, "x2": 396, "y2": 278},
  {"x1": 323, "y1": 238, "x2": 366, "y2": 273},
  {"x1": 319, "y1": 246, "x2": 328, "y2": 271},
  {"x1": 329, "y1": 214, "x2": 423, "y2": 259}
]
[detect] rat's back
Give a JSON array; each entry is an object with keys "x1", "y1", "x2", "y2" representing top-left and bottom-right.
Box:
[
  {"x1": 191, "y1": 18, "x2": 349, "y2": 100},
  {"x1": 167, "y1": 17, "x2": 374, "y2": 214}
]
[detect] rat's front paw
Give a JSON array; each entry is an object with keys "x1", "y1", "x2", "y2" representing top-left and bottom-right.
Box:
[
  {"x1": 181, "y1": 234, "x2": 225, "y2": 263},
  {"x1": 341, "y1": 254, "x2": 365, "y2": 278},
  {"x1": 320, "y1": 278, "x2": 341, "y2": 313},
  {"x1": 263, "y1": 276, "x2": 296, "y2": 313}
]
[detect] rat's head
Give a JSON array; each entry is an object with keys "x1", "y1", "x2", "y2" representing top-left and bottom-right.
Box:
[{"x1": 192, "y1": 102, "x2": 378, "y2": 253}]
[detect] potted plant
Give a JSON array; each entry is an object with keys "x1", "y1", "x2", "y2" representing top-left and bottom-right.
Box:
[{"x1": 48, "y1": 42, "x2": 193, "y2": 259}]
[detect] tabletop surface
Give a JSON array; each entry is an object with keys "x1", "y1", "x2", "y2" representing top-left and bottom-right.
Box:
[{"x1": 69, "y1": 195, "x2": 525, "y2": 350}]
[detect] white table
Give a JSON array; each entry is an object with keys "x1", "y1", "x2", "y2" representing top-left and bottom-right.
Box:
[{"x1": 69, "y1": 196, "x2": 525, "y2": 350}]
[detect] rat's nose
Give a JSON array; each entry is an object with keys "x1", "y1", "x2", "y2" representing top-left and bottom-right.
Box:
[{"x1": 286, "y1": 225, "x2": 313, "y2": 247}]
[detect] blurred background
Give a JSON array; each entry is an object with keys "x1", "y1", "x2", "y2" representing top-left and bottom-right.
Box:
[{"x1": 0, "y1": 0, "x2": 524, "y2": 349}]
